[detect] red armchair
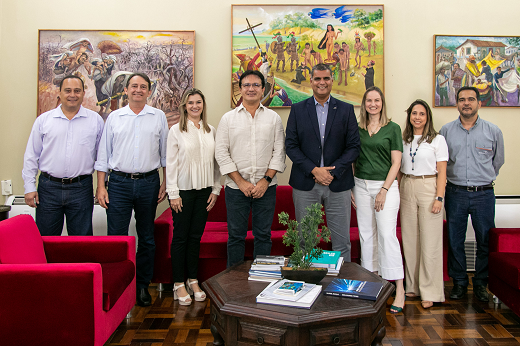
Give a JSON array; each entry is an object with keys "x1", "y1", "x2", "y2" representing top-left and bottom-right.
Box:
[
  {"x1": 0, "y1": 215, "x2": 136, "y2": 346},
  {"x1": 489, "y1": 227, "x2": 520, "y2": 317}
]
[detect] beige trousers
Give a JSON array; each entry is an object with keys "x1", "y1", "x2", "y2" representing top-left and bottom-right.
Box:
[{"x1": 400, "y1": 175, "x2": 445, "y2": 302}]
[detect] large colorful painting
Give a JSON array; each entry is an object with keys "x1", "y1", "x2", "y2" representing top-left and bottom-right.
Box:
[
  {"x1": 434, "y1": 35, "x2": 520, "y2": 107},
  {"x1": 38, "y1": 30, "x2": 195, "y2": 126},
  {"x1": 231, "y1": 5, "x2": 384, "y2": 107}
]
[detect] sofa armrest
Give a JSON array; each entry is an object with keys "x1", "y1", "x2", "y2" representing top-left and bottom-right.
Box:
[
  {"x1": 43, "y1": 236, "x2": 136, "y2": 264},
  {"x1": 489, "y1": 228, "x2": 520, "y2": 253},
  {"x1": 0, "y1": 263, "x2": 103, "y2": 345}
]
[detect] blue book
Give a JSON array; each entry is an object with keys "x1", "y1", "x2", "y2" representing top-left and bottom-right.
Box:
[
  {"x1": 323, "y1": 279, "x2": 384, "y2": 301},
  {"x1": 310, "y1": 250, "x2": 341, "y2": 268}
]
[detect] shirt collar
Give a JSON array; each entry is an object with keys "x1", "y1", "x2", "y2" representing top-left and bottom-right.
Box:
[
  {"x1": 457, "y1": 115, "x2": 480, "y2": 129},
  {"x1": 313, "y1": 96, "x2": 330, "y2": 106},
  {"x1": 53, "y1": 105, "x2": 87, "y2": 119},
  {"x1": 187, "y1": 118, "x2": 203, "y2": 127},
  {"x1": 236, "y1": 102, "x2": 265, "y2": 114},
  {"x1": 119, "y1": 104, "x2": 155, "y2": 116}
]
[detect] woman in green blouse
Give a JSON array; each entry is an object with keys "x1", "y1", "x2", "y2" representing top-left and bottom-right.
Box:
[{"x1": 352, "y1": 86, "x2": 405, "y2": 313}]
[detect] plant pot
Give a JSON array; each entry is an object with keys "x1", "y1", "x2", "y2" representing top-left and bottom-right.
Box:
[{"x1": 281, "y1": 266, "x2": 328, "y2": 284}]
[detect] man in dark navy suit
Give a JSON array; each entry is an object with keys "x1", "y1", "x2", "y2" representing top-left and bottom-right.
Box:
[{"x1": 285, "y1": 63, "x2": 360, "y2": 262}]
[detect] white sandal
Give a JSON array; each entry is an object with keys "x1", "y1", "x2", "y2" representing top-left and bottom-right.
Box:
[
  {"x1": 186, "y1": 279, "x2": 206, "y2": 302},
  {"x1": 173, "y1": 283, "x2": 192, "y2": 306}
]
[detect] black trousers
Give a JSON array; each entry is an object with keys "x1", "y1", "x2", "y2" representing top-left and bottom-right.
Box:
[{"x1": 170, "y1": 187, "x2": 211, "y2": 283}]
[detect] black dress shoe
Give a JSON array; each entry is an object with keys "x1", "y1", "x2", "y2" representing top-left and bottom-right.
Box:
[
  {"x1": 137, "y1": 287, "x2": 152, "y2": 307},
  {"x1": 473, "y1": 285, "x2": 489, "y2": 302},
  {"x1": 449, "y1": 284, "x2": 467, "y2": 299}
]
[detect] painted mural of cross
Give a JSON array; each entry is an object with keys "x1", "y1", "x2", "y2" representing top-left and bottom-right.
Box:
[{"x1": 239, "y1": 18, "x2": 262, "y2": 50}]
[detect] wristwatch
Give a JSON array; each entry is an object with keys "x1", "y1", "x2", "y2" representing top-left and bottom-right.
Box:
[
  {"x1": 263, "y1": 175, "x2": 273, "y2": 183},
  {"x1": 436, "y1": 196, "x2": 444, "y2": 202}
]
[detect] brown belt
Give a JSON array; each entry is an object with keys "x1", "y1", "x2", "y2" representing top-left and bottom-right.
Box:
[{"x1": 403, "y1": 174, "x2": 436, "y2": 179}]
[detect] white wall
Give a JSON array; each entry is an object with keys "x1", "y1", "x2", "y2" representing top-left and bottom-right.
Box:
[{"x1": 1, "y1": 0, "x2": 519, "y2": 214}]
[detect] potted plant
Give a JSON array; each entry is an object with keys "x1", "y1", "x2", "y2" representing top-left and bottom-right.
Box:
[{"x1": 278, "y1": 203, "x2": 331, "y2": 284}]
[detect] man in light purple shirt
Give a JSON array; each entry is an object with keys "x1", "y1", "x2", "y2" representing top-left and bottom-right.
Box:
[
  {"x1": 22, "y1": 75, "x2": 104, "y2": 236},
  {"x1": 95, "y1": 73, "x2": 168, "y2": 307}
]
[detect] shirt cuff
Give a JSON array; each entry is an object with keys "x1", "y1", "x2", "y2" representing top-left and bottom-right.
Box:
[
  {"x1": 219, "y1": 162, "x2": 238, "y2": 176},
  {"x1": 24, "y1": 184, "x2": 37, "y2": 195},
  {"x1": 166, "y1": 188, "x2": 180, "y2": 200},
  {"x1": 268, "y1": 161, "x2": 287, "y2": 174},
  {"x1": 211, "y1": 185, "x2": 222, "y2": 196},
  {"x1": 94, "y1": 162, "x2": 108, "y2": 172}
]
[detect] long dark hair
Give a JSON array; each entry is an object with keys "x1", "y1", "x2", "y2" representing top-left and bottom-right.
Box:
[
  {"x1": 318, "y1": 24, "x2": 333, "y2": 50},
  {"x1": 402, "y1": 99, "x2": 438, "y2": 145}
]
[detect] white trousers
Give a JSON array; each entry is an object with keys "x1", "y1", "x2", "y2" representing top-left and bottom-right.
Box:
[{"x1": 353, "y1": 177, "x2": 404, "y2": 280}]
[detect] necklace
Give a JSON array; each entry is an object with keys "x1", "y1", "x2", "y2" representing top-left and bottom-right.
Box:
[
  {"x1": 409, "y1": 142, "x2": 420, "y2": 170},
  {"x1": 368, "y1": 124, "x2": 380, "y2": 137}
]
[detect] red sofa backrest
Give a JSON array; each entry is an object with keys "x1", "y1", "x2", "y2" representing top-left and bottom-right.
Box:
[
  {"x1": 205, "y1": 185, "x2": 399, "y2": 230},
  {"x1": 0, "y1": 215, "x2": 47, "y2": 264}
]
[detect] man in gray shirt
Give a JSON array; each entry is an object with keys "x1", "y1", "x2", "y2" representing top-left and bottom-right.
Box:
[{"x1": 440, "y1": 86, "x2": 504, "y2": 302}]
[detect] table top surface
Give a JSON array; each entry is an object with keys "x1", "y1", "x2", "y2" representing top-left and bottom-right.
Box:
[{"x1": 202, "y1": 261, "x2": 394, "y2": 326}]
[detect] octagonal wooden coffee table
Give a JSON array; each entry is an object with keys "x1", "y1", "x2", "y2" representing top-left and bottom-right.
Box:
[{"x1": 202, "y1": 261, "x2": 393, "y2": 346}]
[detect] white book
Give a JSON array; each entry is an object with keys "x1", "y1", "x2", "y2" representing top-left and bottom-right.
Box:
[
  {"x1": 260, "y1": 280, "x2": 314, "y2": 301},
  {"x1": 256, "y1": 284, "x2": 322, "y2": 309},
  {"x1": 248, "y1": 276, "x2": 280, "y2": 283},
  {"x1": 326, "y1": 257, "x2": 344, "y2": 276}
]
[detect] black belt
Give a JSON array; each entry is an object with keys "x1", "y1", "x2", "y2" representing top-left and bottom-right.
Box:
[
  {"x1": 111, "y1": 169, "x2": 157, "y2": 179},
  {"x1": 447, "y1": 181, "x2": 494, "y2": 192},
  {"x1": 41, "y1": 172, "x2": 91, "y2": 184}
]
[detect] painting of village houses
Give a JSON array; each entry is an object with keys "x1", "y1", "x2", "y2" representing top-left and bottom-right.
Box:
[
  {"x1": 434, "y1": 35, "x2": 520, "y2": 107},
  {"x1": 231, "y1": 5, "x2": 384, "y2": 107},
  {"x1": 38, "y1": 30, "x2": 195, "y2": 126}
]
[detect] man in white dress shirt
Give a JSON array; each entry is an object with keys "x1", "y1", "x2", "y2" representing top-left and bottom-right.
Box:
[
  {"x1": 95, "y1": 73, "x2": 168, "y2": 306},
  {"x1": 22, "y1": 75, "x2": 104, "y2": 236},
  {"x1": 215, "y1": 70, "x2": 286, "y2": 267}
]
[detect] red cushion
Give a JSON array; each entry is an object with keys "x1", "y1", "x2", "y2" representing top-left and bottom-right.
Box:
[
  {"x1": 204, "y1": 222, "x2": 229, "y2": 233},
  {"x1": 0, "y1": 215, "x2": 47, "y2": 264},
  {"x1": 207, "y1": 187, "x2": 227, "y2": 222},
  {"x1": 489, "y1": 252, "x2": 520, "y2": 290},
  {"x1": 100, "y1": 260, "x2": 135, "y2": 311}
]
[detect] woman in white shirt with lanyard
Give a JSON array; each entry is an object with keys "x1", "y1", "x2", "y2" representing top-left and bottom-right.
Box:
[
  {"x1": 166, "y1": 89, "x2": 221, "y2": 306},
  {"x1": 398, "y1": 99, "x2": 448, "y2": 309}
]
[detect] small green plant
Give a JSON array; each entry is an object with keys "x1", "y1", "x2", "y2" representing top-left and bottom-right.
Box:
[{"x1": 279, "y1": 203, "x2": 331, "y2": 269}]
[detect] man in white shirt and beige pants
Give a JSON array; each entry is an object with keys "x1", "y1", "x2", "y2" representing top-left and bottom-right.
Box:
[{"x1": 215, "y1": 70, "x2": 286, "y2": 267}]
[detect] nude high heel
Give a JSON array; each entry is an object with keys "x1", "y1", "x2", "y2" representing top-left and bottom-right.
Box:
[
  {"x1": 186, "y1": 279, "x2": 206, "y2": 302},
  {"x1": 173, "y1": 283, "x2": 192, "y2": 306}
]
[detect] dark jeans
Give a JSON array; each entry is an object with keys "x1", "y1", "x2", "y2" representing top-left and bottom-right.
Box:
[
  {"x1": 106, "y1": 171, "x2": 160, "y2": 289},
  {"x1": 170, "y1": 187, "x2": 211, "y2": 283},
  {"x1": 226, "y1": 185, "x2": 276, "y2": 267},
  {"x1": 445, "y1": 184, "x2": 495, "y2": 287},
  {"x1": 36, "y1": 174, "x2": 94, "y2": 236}
]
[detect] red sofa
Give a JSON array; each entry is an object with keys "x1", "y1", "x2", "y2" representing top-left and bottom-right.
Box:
[
  {"x1": 153, "y1": 185, "x2": 449, "y2": 284},
  {"x1": 0, "y1": 215, "x2": 136, "y2": 346},
  {"x1": 489, "y1": 228, "x2": 520, "y2": 316}
]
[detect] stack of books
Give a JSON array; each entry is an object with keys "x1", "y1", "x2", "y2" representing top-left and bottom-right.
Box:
[
  {"x1": 248, "y1": 255, "x2": 286, "y2": 282},
  {"x1": 310, "y1": 250, "x2": 344, "y2": 276},
  {"x1": 256, "y1": 279, "x2": 322, "y2": 309},
  {"x1": 323, "y1": 279, "x2": 384, "y2": 300}
]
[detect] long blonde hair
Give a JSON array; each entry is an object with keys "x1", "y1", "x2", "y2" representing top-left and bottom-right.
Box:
[
  {"x1": 358, "y1": 86, "x2": 391, "y2": 129},
  {"x1": 178, "y1": 88, "x2": 210, "y2": 133}
]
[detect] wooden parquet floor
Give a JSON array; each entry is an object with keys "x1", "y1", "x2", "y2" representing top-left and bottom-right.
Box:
[{"x1": 105, "y1": 279, "x2": 520, "y2": 346}]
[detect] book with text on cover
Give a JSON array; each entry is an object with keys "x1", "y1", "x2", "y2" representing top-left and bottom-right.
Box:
[
  {"x1": 256, "y1": 280, "x2": 321, "y2": 309},
  {"x1": 323, "y1": 279, "x2": 384, "y2": 301},
  {"x1": 310, "y1": 250, "x2": 341, "y2": 268}
]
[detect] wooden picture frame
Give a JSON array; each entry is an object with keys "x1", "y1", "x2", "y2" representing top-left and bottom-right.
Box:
[
  {"x1": 433, "y1": 35, "x2": 520, "y2": 107},
  {"x1": 38, "y1": 30, "x2": 195, "y2": 126},
  {"x1": 231, "y1": 4, "x2": 384, "y2": 108}
]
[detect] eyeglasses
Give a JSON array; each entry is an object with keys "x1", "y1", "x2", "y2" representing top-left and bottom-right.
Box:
[{"x1": 242, "y1": 83, "x2": 262, "y2": 89}]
